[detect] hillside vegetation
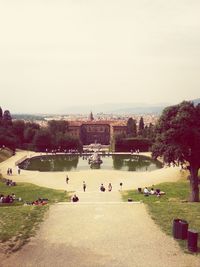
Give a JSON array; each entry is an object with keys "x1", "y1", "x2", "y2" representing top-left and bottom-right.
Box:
[{"x1": 0, "y1": 148, "x2": 13, "y2": 163}]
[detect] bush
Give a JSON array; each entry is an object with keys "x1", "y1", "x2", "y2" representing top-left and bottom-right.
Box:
[{"x1": 115, "y1": 137, "x2": 152, "y2": 152}]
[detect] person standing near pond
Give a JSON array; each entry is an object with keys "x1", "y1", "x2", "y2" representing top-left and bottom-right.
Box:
[{"x1": 83, "y1": 181, "x2": 86, "y2": 192}]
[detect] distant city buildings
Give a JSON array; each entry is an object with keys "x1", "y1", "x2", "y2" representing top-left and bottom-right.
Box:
[{"x1": 13, "y1": 112, "x2": 159, "y2": 145}]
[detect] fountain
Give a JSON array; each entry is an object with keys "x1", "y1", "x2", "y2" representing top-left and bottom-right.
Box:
[{"x1": 88, "y1": 152, "x2": 103, "y2": 169}]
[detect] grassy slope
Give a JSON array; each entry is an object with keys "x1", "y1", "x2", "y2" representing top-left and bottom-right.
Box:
[
  {"x1": 0, "y1": 148, "x2": 13, "y2": 163},
  {"x1": 0, "y1": 181, "x2": 70, "y2": 253},
  {"x1": 122, "y1": 172, "x2": 200, "y2": 254}
]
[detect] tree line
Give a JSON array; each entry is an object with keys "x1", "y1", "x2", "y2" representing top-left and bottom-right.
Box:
[
  {"x1": 113, "y1": 117, "x2": 156, "y2": 152},
  {"x1": 0, "y1": 107, "x2": 82, "y2": 152},
  {"x1": 126, "y1": 116, "x2": 155, "y2": 140}
]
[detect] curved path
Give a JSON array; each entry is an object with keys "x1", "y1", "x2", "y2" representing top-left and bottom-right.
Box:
[{"x1": 1, "y1": 151, "x2": 200, "y2": 267}]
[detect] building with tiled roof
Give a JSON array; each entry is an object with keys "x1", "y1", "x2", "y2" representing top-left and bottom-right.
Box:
[{"x1": 68, "y1": 116, "x2": 127, "y2": 145}]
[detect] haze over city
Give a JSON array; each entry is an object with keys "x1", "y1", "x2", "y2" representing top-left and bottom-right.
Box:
[{"x1": 0, "y1": 0, "x2": 200, "y2": 113}]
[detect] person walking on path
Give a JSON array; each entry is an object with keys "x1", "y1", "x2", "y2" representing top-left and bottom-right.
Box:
[
  {"x1": 83, "y1": 181, "x2": 86, "y2": 192},
  {"x1": 100, "y1": 184, "x2": 105, "y2": 192},
  {"x1": 120, "y1": 182, "x2": 123, "y2": 191},
  {"x1": 66, "y1": 175, "x2": 69, "y2": 184},
  {"x1": 108, "y1": 183, "x2": 112, "y2": 192}
]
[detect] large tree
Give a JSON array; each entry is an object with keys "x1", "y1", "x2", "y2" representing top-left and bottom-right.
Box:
[
  {"x1": 138, "y1": 117, "x2": 144, "y2": 136},
  {"x1": 152, "y1": 101, "x2": 200, "y2": 202},
  {"x1": 0, "y1": 107, "x2": 2, "y2": 120},
  {"x1": 33, "y1": 129, "x2": 52, "y2": 151},
  {"x1": 48, "y1": 120, "x2": 68, "y2": 135}
]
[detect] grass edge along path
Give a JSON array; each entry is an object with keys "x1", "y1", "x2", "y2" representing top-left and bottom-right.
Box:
[
  {"x1": 122, "y1": 173, "x2": 200, "y2": 255},
  {"x1": 0, "y1": 179, "x2": 70, "y2": 255}
]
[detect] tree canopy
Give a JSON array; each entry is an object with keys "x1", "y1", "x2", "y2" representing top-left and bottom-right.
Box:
[
  {"x1": 126, "y1": 117, "x2": 137, "y2": 137},
  {"x1": 152, "y1": 101, "x2": 200, "y2": 202},
  {"x1": 138, "y1": 117, "x2": 144, "y2": 136}
]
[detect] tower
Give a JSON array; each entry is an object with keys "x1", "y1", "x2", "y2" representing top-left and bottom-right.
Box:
[{"x1": 89, "y1": 111, "x2": 94, "y2": 121}]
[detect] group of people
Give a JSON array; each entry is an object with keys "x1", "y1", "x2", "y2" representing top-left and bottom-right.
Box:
[
  {"x1": 6, "y1": 167, "x2": 21, "y2": 176},
  {"x1": 4, "y1": 179, "x2": 16, "y2": 186},
  {"x1": 100, "y1": 183, "x2": 112, "y2": 192},
  {"x1": 139, "y1": 187, "x2": 165, "y2": 197},
  {"x1": 7, "y1": 168, "x2": 13, "y2": 175},
  {"x1": 24, "y1": 198, "x2": 48, "y2": 206},
  {"x1": 0, "y1": 193, "x2": 18, "y2": 204}
]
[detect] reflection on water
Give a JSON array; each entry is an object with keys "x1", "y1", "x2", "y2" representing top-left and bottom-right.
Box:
[{"x1": 19, "y1": 154, "x2": 162, "y2": 172}]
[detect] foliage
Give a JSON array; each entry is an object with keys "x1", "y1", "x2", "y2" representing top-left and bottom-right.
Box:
[
  {"x1": 0, "y1": 107, "x2": 82, "y2": 152},
  {"x1": 138, "y1": 116, "x2": 144, "y2": 136},
  {"x1": 48, "y1": 120, "x2": 68, "y2": 134},
  {"x1": 33, "y1": 129, "x2": 52, "y2": 151},
  {"x1": 152, "y1": 101, "x2": 200, "y2": 202},
  {"x1": 115, "y1": 137, "x2": 152, "y2": 152},
  {"x1": 0, "y1": 106, "x2": 2, "y2": 119},
  {"x1": 126, "y1": 117, "x2": 137, "y2": 137}
]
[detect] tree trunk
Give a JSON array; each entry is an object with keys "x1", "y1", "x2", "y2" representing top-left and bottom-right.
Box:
[{"x1": 189, "y1": 165, "x2": 199, "y2": 202}]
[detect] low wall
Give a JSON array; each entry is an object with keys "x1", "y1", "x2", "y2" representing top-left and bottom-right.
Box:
[{"x1": 15, "y1": 155, "x2": 27, "y2": 166}]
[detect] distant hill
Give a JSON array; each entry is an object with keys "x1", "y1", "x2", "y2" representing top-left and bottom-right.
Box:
[
  {"x1": 192, "y1": 98, "x2": 200, "y2": 105},
  {"x1": 60, "y1": 102, "x2": 168, "y2": 115}
]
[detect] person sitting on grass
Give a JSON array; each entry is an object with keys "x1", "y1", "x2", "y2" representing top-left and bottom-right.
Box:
[
  {"x1": 32, "y1": 198, "x2": 48, "y2": 206},
  {"x1": 155, "y1": 189, "x2": 166, "y2": 197},
  {"x1": 143, "y1": 187, "x2": 150, "y2": 196},
  {"x1": 71, "y1": 194, "x2": 79, "y2": 202},
  {"x1": 150, "y1": 188, "x2": 156, "y2": 195}
]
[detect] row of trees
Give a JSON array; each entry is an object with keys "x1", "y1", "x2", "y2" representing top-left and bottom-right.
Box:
[
  {"x1": 113, "y1": 117, "x2": 155, "y2": 152},
  {"x1": 0, "y1": 107, "x2": 82, "y2": 152},
  {"x1": 126, "y1": 117, "x2": 155, "y2": 140}
]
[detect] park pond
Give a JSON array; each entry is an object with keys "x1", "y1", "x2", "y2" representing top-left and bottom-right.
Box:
[{"x1": 18, "y1": 154, "x2": 162, "y2": 172}]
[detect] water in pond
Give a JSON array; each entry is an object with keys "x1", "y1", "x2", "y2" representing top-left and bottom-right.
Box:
[{"x1": 19, "y1": 154, "x2": 162, "y2": 172}]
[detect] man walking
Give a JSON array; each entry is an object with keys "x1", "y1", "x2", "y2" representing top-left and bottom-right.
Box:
[{"x1": 83, "y1": 181, "x2": 86, "y2": 192}]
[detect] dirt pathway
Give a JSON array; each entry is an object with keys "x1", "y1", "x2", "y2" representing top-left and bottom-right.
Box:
[
  {"x1": 2, "y1": 198, "x2": 200, "y2": 267},
  {"x1": 1, "y1": 151, "x2": 199, "y2": 267}
]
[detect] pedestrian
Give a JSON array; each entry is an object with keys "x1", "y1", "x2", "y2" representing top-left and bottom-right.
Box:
[
  {"x1": 100, "y1": 184, "x2": 105, "y2": 192},
  {"x1": 66, "y1": 175, "x2": 69, "y2": 184},
  {"x1": 108, "y1": 183, "x2": 112, "y2": 192},
  {"x1": 83, "y1": 181, "x2": 86, "y2": 192},
  {"x1": 18, "y1": 168, "x2": 21, "y2": 175},
  {"x1": 10, "y1": 168, "x2": 12, "y2": 175},
  {"x1": 120, "y1": 182, "x2": 123, "y2": 191}
]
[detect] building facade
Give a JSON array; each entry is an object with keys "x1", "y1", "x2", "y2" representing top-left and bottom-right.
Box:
[{"x1": 68, "y1": 120, "x2": 127, "y2": 145}]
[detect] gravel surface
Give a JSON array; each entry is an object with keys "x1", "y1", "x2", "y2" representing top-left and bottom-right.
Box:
[{"x1": 1, "y1": 151, "x2": 199, "y2": 267}]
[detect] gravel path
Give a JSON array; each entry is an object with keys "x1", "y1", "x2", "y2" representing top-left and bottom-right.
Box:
[
  {"x1": 2, "y1": 199, "x2": 200, "y2": 267},
  {"x1": 1, "y1": 151, "x2": 200, "y2": 267}
]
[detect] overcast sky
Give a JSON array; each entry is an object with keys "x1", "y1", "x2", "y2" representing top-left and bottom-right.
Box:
[{"x1": 0, "y1": 0, "x2": 200, "y2": 113}]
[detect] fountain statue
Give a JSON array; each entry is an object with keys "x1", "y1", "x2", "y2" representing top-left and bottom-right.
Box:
[{"x1": 88, "y1": 152, "x2": 103, "y2": 169}]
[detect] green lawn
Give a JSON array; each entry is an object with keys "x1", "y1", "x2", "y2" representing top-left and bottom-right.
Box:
[
  {"x1": 122, "y1": 174, "x2": 200, "y2": 254},
  {"x1": 0, "y1": 180, "x2": 70, "y2": 253}
]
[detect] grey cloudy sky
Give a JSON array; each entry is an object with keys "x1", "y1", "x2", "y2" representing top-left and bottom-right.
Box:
[{"x1": 0, "y1": 0, "x2": 200, "y2": 113}]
